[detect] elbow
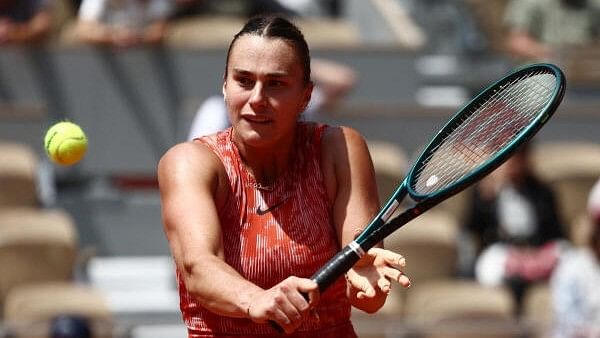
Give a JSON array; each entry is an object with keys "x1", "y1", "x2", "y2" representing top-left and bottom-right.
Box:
[
  {"x1": 180, "y1": 256, "x2": 219, "y2": 299},
  {"x1": 180, "y1": 259, "x2": 204, "y2": 296},
  {"x1": 179, "y1": 258, "x2": 226, "y2": 312}
]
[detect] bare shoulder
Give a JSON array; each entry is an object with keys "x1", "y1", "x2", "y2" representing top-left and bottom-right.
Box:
[
  {"x1": 321, "y1": 126, "x2": 373, "y2": 203},
  {"x1": 158, "y1": 141, "x2": 218, "y2": 172},
  {"x1": 157, "y1": 141, "x2": 224, "y2": 190},
  {"x1": 322, "y1": 125, "x2": 370, "y2": 161}
]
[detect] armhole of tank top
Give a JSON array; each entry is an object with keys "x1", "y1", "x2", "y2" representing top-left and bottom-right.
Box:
[
  {"x1": 313, "y1": 123, "x2": 336, "y2": 213},
  {"x1": 313, "y1": 123, "x2": 328, "y2": 158},
  {"x1": 193, "y1": 135, "x2": 218, "y2": 157},
  {"x1": 192, "y1": 136, "x2": 232, "y2": 211}
]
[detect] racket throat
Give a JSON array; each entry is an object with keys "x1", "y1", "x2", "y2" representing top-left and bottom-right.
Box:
[{"x1": 381, "y1": 199, "x2": 401, "y2": 222}]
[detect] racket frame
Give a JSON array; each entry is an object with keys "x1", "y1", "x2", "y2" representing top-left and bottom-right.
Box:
[{"x1": 313, "y1": 63, "x2": 565, "y2": 292}]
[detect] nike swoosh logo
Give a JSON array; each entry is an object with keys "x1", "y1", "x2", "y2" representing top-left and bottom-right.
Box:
[{"x1": 256, "y1": 196, "x2": 290, "y2": 215}]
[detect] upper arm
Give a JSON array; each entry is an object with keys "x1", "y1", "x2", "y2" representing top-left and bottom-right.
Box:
[
  {"x1": 322, "y1": 126, "x2": 380, "y2": 247},
  {"x1": 158, "y1": 142, "x2": 226, "y2": 271}
]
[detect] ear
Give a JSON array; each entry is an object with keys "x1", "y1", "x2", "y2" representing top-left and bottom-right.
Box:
[
  {"x1": 222, "y1": 82, "x2": 227, "y2": 101},
  {"x1": 301, "y1": 81, "x2": 314, "y2": 111}
]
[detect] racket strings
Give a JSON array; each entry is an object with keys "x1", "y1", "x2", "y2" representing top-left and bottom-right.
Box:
[
  {"x1": 463, "y1": 72, "x2": 553, "y2": 146},
  {"x1": 413, "y1": 70, "x2": 557, "y2": 194},
  {"x1": 418, "y1": 71, "x2": 554, "y2": 190}
]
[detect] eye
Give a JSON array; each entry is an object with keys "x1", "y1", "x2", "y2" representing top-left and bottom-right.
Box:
[
  {"x1": 268, "y1": 80, "x2": 285, "y2": 88},
  {"x1": 236, "y1": 76, "x2": 254, "y2": 88}
]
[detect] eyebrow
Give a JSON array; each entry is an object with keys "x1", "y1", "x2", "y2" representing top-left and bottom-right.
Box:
[{"x1": 232, "y1": 68, "x2": 289, "y2": 78}]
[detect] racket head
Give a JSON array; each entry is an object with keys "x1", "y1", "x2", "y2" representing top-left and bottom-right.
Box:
[{"x1": 406, "y1": 63, "x2": 565, "y2": 203}]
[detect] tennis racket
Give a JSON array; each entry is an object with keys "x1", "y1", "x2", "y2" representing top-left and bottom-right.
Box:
[
  {"x1": 271, "y1": 62, "x2": 565, "y2": 332},
  {"x1": 311, "y1": 62, "x2": 566, "y2": 292},
  {"x1": 310, "y1": 62, "x2": 565, "y2": 292}
]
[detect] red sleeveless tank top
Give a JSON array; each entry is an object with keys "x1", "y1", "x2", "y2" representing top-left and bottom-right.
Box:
[{"x1": 178, "y1": 122, "x2": 357, "y2": 337}]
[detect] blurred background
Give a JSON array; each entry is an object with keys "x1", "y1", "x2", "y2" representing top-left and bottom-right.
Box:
[{"x1": 0, "y1": 0, "x2": 599, "y2": 337}]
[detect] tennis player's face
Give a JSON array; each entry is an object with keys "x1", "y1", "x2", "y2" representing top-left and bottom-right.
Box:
[{"x1": 223, "y1": 35, "x2": 312, "y2": 148}]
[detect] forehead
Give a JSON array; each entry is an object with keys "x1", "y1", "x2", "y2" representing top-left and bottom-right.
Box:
[{"x1": 228, "y1": 35, "x2": 302, "y2": 76}]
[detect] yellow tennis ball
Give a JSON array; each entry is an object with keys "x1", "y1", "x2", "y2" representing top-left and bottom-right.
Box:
[{"x1": 44, "y1": 121, "x2": 88, "y2": 166}]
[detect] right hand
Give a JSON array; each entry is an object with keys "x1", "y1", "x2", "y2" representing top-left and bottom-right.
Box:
[{"x1": 247, "y1": 276, "x2": 319, "y2": 334}]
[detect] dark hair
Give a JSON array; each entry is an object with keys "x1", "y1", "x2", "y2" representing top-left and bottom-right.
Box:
[{"x1": 224, "y1": 15, "x2": 311, "y2": 84}]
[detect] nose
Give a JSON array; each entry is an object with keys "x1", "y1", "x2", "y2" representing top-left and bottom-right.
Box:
[{"x1": 249, "y1": 82, "x2": 267, "y2": 108}]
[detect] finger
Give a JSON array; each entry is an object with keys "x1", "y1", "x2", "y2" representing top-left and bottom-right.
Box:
[
  {"x1": 305, "y1": 288, "x2": 320, "y2": 308},
  {"x1": 370, "y1": 248, "x2": 406, "y2": 268},
  {"x1": 296, "y1": 279, "x2": 320, "y2": 307},
  {"x1": 278, "y1": 315, "x2": 302, "y2": 335},
  {"x1": 378, "y1": 266, "x2": 411, "y2": 288},
  {"x1": 273, "y1": 306, "x2": 301, "y2": 334},
  {"x1": 278, "y1": 297, "x2": 303, "y2": 324},
  {"x1": 296, "y1": 279, "x2": 318, "y2": 295},
  {"x1": 377, "y1": 277, "x2": 392, "y2": 293},
  {"x1": 346, "y1": 271, "x2": 377, "y2": 298},
  {"x1": 383, "y1": 268, "x2": 411, "y2": 288},
  {"x1": 399, "y1": 274, "x2": 411, "y2": 288},
  {"x1": 381, "y1": 266, "x2": 404, "y2": 282},
  {"x1": 272, "y1": 285, "x2": 303, "y2": 324},
  {"x1": 356, "y1": 278, "x2": 376, "y2": 298},
  {"x1": 271, "y1": 308, "x2": 292, "y2": 333},
  {"x1": 287, "y1": 289, "x2": 310, "y2": 314}
]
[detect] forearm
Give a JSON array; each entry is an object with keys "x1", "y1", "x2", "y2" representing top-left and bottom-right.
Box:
[{"x1": 181, "y1": 255, "x2": 264, "y2": 318}]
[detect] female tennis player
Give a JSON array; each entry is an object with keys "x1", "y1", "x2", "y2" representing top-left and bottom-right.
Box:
[{"x1": 158, "y1": 15, "x2": 410, "y2": 337}]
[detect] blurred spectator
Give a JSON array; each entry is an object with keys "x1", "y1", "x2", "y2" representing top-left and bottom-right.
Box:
[
  {"x1": 305, "y1": 58, "x2": 357, "y2": 112},
  {"x1": 551, "y1": 178, "x2": 600, "y2": 337},
  {"x1": 187, "y1": 57, "x2": 357, "y2": 139},
  {"x1": 49, "y1": 315, "x2": 92, "y2": 338},
  {"x1": 172, "y1": 0, "x2": 339, "y2": 19},
  {"x1": 463, "y1": 143, "x2": 567, "y2": 313},
  {"x1": 70, "y1": 1, "x2": 83, "y2": 12},
  {"x1": 252, "y1": 0, "x2": 340, "y2": 17},
  {"x1": 75, "y1": 0, "x2": 175, "y2": 47},
  {"x1": 503, "y1": 0, "x2": 600, "y2": 61},
  {"x1": 0, "y1": 0, "x2": 53, "y2": 45}
]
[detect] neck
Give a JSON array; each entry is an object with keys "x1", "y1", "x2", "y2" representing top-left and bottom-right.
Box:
[{"x1": 233, "y1": 130, "x2": 297, "y2": 186}]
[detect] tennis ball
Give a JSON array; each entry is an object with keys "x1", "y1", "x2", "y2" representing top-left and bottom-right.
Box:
[{"x1": 44, "y1": 121, "x2": 88, "y2": 166}]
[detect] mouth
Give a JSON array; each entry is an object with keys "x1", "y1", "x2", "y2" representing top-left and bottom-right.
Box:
[{"x1": 241, "y1": 114, "x2": 273, "y2": 124}]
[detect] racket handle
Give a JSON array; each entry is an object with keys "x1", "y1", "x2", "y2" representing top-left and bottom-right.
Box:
[
  {"x1": 311, "y1": 244, "x2": 362, "y2": 292},
  {"x1": 269, "y1": 245, "x2": 361, "y2": 333}
]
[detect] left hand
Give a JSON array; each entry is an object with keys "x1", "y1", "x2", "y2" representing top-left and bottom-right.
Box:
[{"x1": 346, "y1": 248, "x2": 411, "y2": 299}]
